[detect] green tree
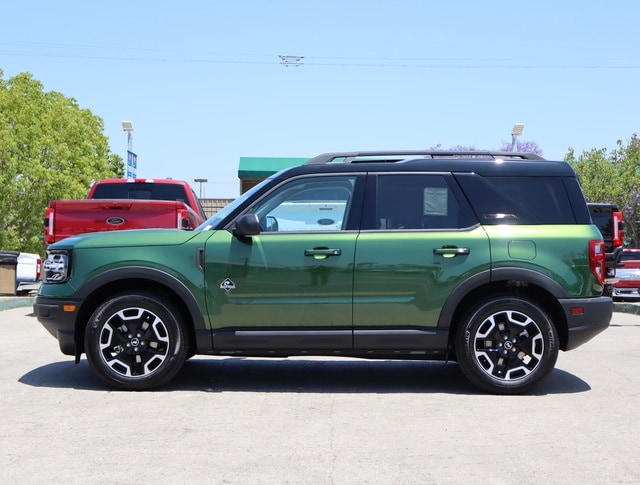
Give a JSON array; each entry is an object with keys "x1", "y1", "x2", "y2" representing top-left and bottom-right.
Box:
[
  {"x1": 566, "y1": 134, "x2": 640, "y2": 247},
  {"x1": 0, "y1": 70, "x2": 123, "y2": 255}
]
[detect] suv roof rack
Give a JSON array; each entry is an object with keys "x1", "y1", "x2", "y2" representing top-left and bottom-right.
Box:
[{"x1": 304, "y1": 150, "x2": 545, "y2": 165}]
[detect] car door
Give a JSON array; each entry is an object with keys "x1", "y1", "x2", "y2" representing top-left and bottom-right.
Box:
[
  {"x1": 204, "y1": 174, "x2": 363, "y2": 350},
  {"x1": 353, "y1": 172, "x2": 491, "y2": 350}
]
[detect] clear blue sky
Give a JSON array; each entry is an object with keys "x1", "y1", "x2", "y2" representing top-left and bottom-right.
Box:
[{"x1": 2, "y1": 1, "x2": 638, "y2": 198}]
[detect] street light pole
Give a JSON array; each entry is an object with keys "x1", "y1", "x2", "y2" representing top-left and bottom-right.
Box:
[
  {"x1": 511, "y1": 123, "x2": 525, "y2": 152},
  {"x1": 194, "y1": 178, "x2": 208, "y2": 198}
]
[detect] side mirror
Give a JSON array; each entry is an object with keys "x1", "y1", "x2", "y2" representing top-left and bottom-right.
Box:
[{"x1": 233, "y1": 213, "x2": 261, "y2": 237}]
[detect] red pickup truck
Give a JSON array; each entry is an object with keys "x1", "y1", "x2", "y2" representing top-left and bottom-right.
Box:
[
  {"x1": 588, "y1": 202, "x2": 625, "y2": 297},
  {"x1": 44, "y1": 178, "x2": 207, "y2": 246}
]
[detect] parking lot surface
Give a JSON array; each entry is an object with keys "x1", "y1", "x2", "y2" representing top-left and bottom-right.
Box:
[{"x1": 0, "y1": 305, "x2": 639, "y2": 484}]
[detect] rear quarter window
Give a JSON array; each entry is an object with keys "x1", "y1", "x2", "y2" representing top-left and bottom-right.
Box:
[{"x1": 455, "y1": 175, "x2": 576, "y2": 224}]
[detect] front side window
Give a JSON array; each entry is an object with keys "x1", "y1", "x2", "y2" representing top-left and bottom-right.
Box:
[{"x1": 249, "y1": 175, "x2": 357, "y2": 232}]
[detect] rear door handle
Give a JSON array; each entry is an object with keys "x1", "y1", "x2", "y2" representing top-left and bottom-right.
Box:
[{"x1": 433, "y1": 247, "x2": 470, "y2": 257}]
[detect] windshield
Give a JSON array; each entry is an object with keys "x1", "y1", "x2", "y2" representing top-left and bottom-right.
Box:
[{"x1": 196, "y1": 174, "x2": 282, "y2": 231}]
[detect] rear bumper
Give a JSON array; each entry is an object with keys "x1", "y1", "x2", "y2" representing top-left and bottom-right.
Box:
[
  {"x1": 560, "y1": 296, "x2": 612, "y2": 351},
  {"x1": 33, "y1": 297, "x2": 81, "y2": 356}
]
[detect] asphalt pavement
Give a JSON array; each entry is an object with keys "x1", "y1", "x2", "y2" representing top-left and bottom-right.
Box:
[{"x1": 1, "y1": 298, "x2": 639, "y2": 484}]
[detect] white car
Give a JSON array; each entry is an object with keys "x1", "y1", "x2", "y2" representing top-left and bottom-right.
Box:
[
  {"x1": 17, "y1": 252, "x2": 42, "y2": 293},
  {"x1": 0, "y1": 251, "x2": 43, "y2": 294}
]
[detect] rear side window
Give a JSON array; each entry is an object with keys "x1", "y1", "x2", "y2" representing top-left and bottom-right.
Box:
[
  {"x1": 455, "y1": 175, "x2": 576, "y2": 224},
  {"x1": 371, "y1": 174, "x2": 474, "y2": 230}
]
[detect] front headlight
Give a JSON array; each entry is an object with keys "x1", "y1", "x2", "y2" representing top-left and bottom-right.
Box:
[{"x1": 43, "y1": 250, "x2": 71, "y2": 283}]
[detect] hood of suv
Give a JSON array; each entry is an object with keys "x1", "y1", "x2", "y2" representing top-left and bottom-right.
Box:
[{"x1": 49, "y1": 228, "x2": 203, "y2": 249}]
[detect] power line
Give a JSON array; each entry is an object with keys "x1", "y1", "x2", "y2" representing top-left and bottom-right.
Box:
[{"x1": 1, "y1": 40, "x2": 639, "y2": 70}]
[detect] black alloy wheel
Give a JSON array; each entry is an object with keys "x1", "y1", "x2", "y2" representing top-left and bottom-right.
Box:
[
  {"x1": 455, "y1": 296, "x2": 559, "y2": 394},
  {"x1": 85, "y1": 293, "x2": 187, "y2": 391}
]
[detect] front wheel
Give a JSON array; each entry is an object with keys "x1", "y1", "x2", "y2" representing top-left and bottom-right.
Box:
[
  {"x1": 85, "y1": 293, "x2": 187, "y2": 391},
  {"x1": 455, "y1": 297, "x2": 559, "y2": 394}
]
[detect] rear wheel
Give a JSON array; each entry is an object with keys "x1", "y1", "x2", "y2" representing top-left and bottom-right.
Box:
[
  {"x1": 84, "y1": 293, "x2": 187, "y2": 391},
  {"x1": 455, "y1": 297, "x2": 559, "y2": 394}
]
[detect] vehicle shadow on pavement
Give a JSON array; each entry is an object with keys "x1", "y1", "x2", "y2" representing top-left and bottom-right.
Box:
[{"x1": 18, "y1": 357, "x2": 591, "y2": 395}]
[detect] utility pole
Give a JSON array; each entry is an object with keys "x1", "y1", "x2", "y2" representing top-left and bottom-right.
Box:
[{"x1": 194, "y1": 178, "x2": 208, "y2": 198}]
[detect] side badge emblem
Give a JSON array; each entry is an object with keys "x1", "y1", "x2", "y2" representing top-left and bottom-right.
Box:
[{"x1": 220, "y1": 278, "x2": 236, "y2": 292}]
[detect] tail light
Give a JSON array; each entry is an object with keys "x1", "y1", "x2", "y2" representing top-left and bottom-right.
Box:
[
  {"x1": 44, "y1": 207, "x2": 55, "y2": 244},
  {"x1": 36, "y1": 258, "x2": 42, "y2": 280},
  {"x1": 612, "y1": 211, "x2": 624, "y2": 247},
  {"x1": 589, "y1": 240, "x2": 606, "y2": 284},
  {"x1": 177, "y1": 209, "x2": 190, "y2": 229}
]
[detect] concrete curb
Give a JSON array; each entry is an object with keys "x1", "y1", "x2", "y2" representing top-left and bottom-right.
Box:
[
  {"x1": 0, "y1": 296, "x2": 36, "y2": 313},
  {"x1": 612, "y1": 302, "x2": 640, "y2": 315}
]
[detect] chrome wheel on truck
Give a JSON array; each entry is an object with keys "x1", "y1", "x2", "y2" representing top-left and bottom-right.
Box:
[
  {"x1": 455, "y1": 297, "x2": 559, "y2": 394},
  {"x1": 85, "y1": 293, "x2": 187, "y2": 391}
]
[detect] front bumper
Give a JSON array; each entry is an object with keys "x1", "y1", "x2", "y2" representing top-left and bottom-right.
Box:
[
  {"x1": 560, "y1": 296, "x2": 612, "y2": 351},
  {"x1": 33, "y1": 297, "x2": 82, "y2": 356}
]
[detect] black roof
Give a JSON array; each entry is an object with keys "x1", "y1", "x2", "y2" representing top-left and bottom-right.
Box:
[
  {"x1": 276, "y1": 150, "x2": 576, "y2": 178},
  {"x1": 304, "y1": 150, "x2": 545, "y2": 165}
]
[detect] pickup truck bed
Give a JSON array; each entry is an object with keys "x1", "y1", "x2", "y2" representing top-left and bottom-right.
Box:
[
  {"x1": 44, "y1": 178, "x2": 207, "y2": 246},
  {"x1": 45, "y1": 199, "x2": 203, "y2": 243}
]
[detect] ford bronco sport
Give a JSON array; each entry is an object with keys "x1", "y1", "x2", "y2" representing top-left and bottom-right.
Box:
[{"x1": 34, "y1": 150, "x2": 612, "y2": 394}]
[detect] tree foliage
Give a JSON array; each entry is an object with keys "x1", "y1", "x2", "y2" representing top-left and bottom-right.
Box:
[
  {"x1": 0, "y1": 70, "x2": 123, "y2": 255},
  {"x1": 499, "y1": 140, "x2": 544, "y2": 156},
  {"x1": 430, "y1": 140, "x2": 543, "y2": 156},
  {"x1": 566, "y1": 134, "x2": 640, "y2": 247}
]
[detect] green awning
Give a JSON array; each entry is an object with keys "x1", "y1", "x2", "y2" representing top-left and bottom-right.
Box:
[{"x1": 238, "y1": 157, "x2": 310, "y2": 179}]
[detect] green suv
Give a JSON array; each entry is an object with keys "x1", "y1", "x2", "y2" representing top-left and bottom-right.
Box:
[{"x1": 34, "y1": 151, "x2": 612, "y2": 394}]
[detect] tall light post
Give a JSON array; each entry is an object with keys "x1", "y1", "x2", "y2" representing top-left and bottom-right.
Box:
[
  {"x1": 194, "y1": 178, "x2": 208, "y2": 198},
  {"x1": 121, "y1": 121, "x2": 136, "y2": 177},
  {"x1": 511, "y1": 123, "x2": 525, "y2": 152}
]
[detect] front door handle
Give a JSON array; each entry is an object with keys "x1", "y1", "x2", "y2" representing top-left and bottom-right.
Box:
[
  {"x1": 305, "y1": 248, "x2": 342, "y2": 259},
  {"x1": 433, "y1": 247, "x2": 470, "y2": 257}
]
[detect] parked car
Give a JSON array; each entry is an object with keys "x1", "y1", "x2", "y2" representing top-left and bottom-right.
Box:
[
  {"x1": 613, "y1": 249, "x2": 640, "y2": 301},
  {"x1": 34, "y1": 150, "x2": 612, "y2": 394},
  {"x1": 0, "y1": 251, "x2": 41, "y2": 295},
  {"x1": 619, "y1": 248, "x2": 640, "y2": 263},
  {"x1": 17, "y1": 252, "x2": 42, "y2": 293}
]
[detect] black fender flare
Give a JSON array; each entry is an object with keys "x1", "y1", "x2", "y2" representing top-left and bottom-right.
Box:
[
  {"x1": 437, "y1": 267, "x2": 569, "y2": 328},
  {"x1": 75, "y1": 266, "x2": 207, "y2": 331}
]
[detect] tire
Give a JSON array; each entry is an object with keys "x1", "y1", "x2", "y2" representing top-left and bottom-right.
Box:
[
  {"x1": 84, "y1": 293, "x2": 187, "y2": 391},
  {"x1": 455, "y1": 296, "x2": 559, "y2": 395}
]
